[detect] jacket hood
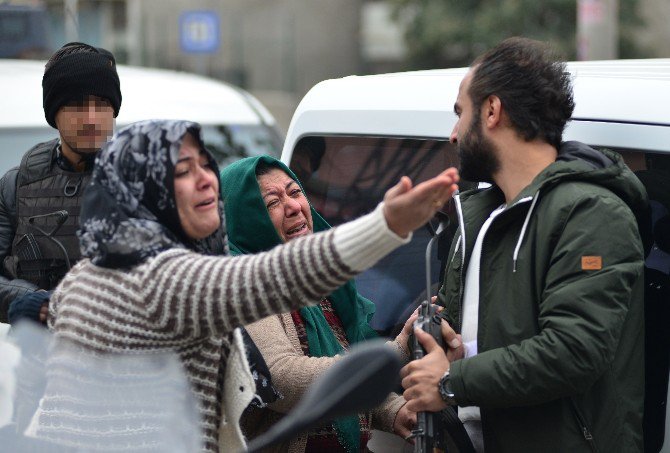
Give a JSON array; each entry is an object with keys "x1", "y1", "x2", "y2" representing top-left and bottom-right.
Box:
[
  {"x1": 456, "y1": 141, "x2": 651, "y2": 272},
  {"x1": 522, "y1": 141, "x2": 648, "y2": 218}
]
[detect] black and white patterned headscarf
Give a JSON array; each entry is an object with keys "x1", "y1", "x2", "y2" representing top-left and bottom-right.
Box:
[{"x1": 78, "y1": 120, "x2": 227, "y2": 268}]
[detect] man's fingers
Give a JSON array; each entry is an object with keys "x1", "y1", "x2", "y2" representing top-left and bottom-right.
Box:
[
  {"x1": 405, "y1": 398, "x2": 422, "y2": 413},
  {"x1": 404, "y1": 394, "x2": 438, "y2": 414},
  {"x1": 414, "y1": 327, "x2": 439, "y2": 353},
  {"x1": 400, "y1": 360, "x2": 415, "y2": 379},
  {"x1": 400, "y1": 359, "x2": 427, "y2": 381},
  {"x1": 441, "y1": 320, "x2": 461, "y2": 349},
  {"x1": 446, "y1": 334, "x2": 465, "y2": 362}
]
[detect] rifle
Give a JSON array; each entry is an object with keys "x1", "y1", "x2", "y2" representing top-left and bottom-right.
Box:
[
  {"x1": 410, "y1": 217, "x2": 475, "y2": 453},
  {"x1": 12, "y1": 210, "x2": 72, "y2": 289},
  {"x1": 410, "y1": 219, "x2": 449, "y2": 453}
]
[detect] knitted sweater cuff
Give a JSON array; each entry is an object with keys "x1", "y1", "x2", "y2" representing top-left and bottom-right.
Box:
[{"x1": 333, "y1": 202, "x2": 412, "y2": 272}]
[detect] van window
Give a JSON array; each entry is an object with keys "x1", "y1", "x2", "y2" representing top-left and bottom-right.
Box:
[
  {"x1": 201, "y1": 124, "x2": 283, "y2": 167},
  {"x1": 291, "y1": 138, "x2": 670, "y2": 336},
  {"x1": 607, "y1": 147, "x2": 670, "y2": 274},
  {"x1": 290, "y1": 135, "x2": 461, "y2": 335},
  {"x1": 607, "y1": 147, "x2": 670, "y2": 450}
]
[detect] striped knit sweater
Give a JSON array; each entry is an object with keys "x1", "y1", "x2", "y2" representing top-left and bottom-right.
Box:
[{"x1": 35, "y1": 205, "x2": 409, "y2": 452}]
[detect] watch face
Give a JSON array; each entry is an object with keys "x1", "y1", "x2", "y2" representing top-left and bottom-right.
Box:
[{"x1": 439, "y1": 372, "x2": 455, "y2": 404}]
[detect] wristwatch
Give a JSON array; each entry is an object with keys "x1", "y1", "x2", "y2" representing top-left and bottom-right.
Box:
[{"x1": 438, "y1": 370, "x2": 457, "y2": 405}]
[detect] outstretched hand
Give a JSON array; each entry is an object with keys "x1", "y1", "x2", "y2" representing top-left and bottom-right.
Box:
[{"x1": 383, "y1": 168, "x2": 459, "y2": 237}]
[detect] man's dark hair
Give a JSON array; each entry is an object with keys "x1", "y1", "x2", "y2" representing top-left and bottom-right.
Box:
[
  {"x1": 44, "y1": 42, "x2": 99, "y2": 72},
  {"x1": 469, "y1": 37, "x2": 575, "y2": 149}
]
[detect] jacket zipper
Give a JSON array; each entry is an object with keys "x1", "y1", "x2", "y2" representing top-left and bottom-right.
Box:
[
  {"x1": 570, "y1": 399, "x2": 599, "y2": 453},
  {"x1": 453, "y1": 194, "x2": 466, "y2": 331},
  {"x1": 451, "y1": 193, "x2": 534, "y2": 328}
]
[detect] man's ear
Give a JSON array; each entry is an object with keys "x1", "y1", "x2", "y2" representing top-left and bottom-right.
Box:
[{"x1": 484, "y1": 95, "x2": 503, "y2": 129}]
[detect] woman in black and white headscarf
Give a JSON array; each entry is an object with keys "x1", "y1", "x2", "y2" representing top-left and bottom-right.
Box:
[{"x1": 31, "y1": 119, "x2": 458, "y2": 452}]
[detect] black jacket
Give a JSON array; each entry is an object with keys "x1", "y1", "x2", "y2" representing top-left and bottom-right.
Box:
[
  {"x1": 0, "y1": 164, "x2": 35, "y2": 322},
  {"x1": 0, "y1": 139, "x2": 92, "y2": 322}
]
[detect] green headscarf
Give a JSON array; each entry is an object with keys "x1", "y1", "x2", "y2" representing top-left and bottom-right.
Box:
[{"x1": 220, "y1": 155, "x2": 377, "y2": 453}]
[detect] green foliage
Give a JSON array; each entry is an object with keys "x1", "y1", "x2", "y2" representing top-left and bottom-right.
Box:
[{"x1": 389, "y1": 0, "x2": 646, "y2": 69}]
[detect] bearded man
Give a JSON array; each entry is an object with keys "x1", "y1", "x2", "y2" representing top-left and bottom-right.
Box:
[{"x1": 401, "y1": 37, "x2": 647, "y2": 453}]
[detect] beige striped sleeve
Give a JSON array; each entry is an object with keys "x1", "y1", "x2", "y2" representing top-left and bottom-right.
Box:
[{"x1": 142, "y1": 202, "x2": 409, "y2": 340}]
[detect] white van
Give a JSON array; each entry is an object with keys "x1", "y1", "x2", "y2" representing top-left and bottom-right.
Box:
[
  {"x1": 0, "y1": 59, "x2": 283, "y2": 175},
  {"x1": 280, "y1": 59, "x2": 670, "y2": 451},
  {"x1": 281, "y1": 58, "x2": 670, "y2": 332}
]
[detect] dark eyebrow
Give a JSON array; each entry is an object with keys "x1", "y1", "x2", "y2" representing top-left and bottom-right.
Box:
[{"x1": 285, "y1": 180, "x2": 297, "y2": 191}]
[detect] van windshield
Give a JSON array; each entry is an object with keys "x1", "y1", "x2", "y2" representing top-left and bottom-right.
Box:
[
  {"x1": 201, "y1": 124, "x2": 283, "y2": 166},
  {"x1": 289, "y1": 135, "x2": 467, "y2": 336}
]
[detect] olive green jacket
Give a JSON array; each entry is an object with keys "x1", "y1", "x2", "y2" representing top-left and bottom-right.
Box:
[{"x1": 439, "y1": 142, "x2": 647, "y2": 453}]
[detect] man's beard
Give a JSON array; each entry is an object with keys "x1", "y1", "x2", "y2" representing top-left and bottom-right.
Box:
[{"x1": 457, "y1": 114, "x2": 500, "y2": 184}]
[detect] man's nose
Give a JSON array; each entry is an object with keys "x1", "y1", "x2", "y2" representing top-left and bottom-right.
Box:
[
  {"x1": 84, "y1": 103, "x2": 99, "y2": 123},
  {"x1": 450, "y1": 123, "x2": 458, "y2": 144}
]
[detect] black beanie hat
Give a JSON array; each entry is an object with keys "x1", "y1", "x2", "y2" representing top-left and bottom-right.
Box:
[{"x1": 42, "y1": 44, "x2": 122, "y2": 129}]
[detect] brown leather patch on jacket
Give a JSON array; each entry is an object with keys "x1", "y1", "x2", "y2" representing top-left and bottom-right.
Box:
[{"x1": 581, "y1": 256, "x2": 602, "y2": 270}]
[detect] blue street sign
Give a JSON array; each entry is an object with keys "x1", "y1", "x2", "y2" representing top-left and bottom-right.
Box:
[{"x1": 179, "y1": 11, "x2": 219, "y2": 54}]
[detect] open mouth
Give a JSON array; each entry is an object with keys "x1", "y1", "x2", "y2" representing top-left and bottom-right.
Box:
[
  {"x1": 196, "y1": 197, "x2": 216, "y2": 208},
  {"x1": 286, "y1": 222, "x2": 307, "y2": 236}
]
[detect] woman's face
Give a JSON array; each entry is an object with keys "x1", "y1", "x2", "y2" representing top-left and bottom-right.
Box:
[
  {"x1": 257, "y1": 168, "x2": 313, "y2": 242},
  {"x1": 174, "y1": 133, "x2": 221, "y2": 240}
]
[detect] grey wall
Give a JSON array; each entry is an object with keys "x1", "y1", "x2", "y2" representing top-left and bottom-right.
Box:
[{"x1": 133, "y1": 0, "x2": 361, "y2": 96}]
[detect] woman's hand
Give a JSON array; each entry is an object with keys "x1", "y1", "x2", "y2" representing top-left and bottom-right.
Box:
[
  {"x1": 392, "y1": 402, "x2": 417, "y2": 442},
  {"x1": 383, "y1": 168, "x2": 459, "y2": 237},
  {"x1": 394, "y1": 306, "x2": 420, "y2": 357}
]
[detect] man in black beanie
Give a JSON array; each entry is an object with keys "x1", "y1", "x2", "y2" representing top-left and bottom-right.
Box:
[{"x1": 0, "y1": 42, "x2": 122, "y2": 325}]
